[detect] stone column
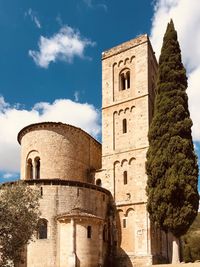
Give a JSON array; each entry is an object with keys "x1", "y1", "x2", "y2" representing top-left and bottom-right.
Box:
[
  {"x1": 125, "y1": 77, "x2": 128, "y2": 90},
  {"x1": 68, "y1": 218, "x2": 76, "y2": 267}
]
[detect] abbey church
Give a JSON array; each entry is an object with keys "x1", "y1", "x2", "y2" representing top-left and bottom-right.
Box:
[{"x1": 16, "y1": 34, "x2": 172, "y2": 267}]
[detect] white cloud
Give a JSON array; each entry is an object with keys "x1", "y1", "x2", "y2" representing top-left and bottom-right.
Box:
[
  {"x1": 74, "y1": 91, "x2": 80, "y2": 102},
  {"x1": 0, "y1": 96, "x2": 100, "y2": 175},
  {"x1": 25, "y1": 8, "x2": 41, "y2": 29},
  {"x1": 29, "y1": 26, "x2": 95, "y2": 68},
  {"x1": 151, "y1": 0, "x2": 200, "y2": 141},
  {"x1": 187, "y1": 68, "x2": 200, "y2": 141},
  {"x1": 56, "y1": 14, "x2": 63, "y2": 26},
  {"x1": 82, "y1": 0, "x2": 108, "y2": 11},
  {"x1": 2, "y1": 172, "x2": 19, "y2": 180},
  {"x1": 83, "y1": 0, "x2": 93, "y2": 8},
  {"x1": 33, "y1": 17, "x2": 41, "y2": 29}
]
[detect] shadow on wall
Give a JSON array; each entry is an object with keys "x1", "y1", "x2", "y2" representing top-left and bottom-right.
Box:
[
  {"x1": 76, "y1": 256, "x2": 80, "y2": 267},
  {"x1": 150, "y1": 223, "x2": 172, "y2": 264},
  {"x1": 113, "y1": 207, "x2": 133, "y2": 267},
  {"x1": 115, "y1": 248, "x2": 133, "y2": 267}
]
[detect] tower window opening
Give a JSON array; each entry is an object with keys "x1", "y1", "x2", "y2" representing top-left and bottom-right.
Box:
[
  {"x1": 27, "y1": 159, "x2": 33, "y2": 180},
  {"x1": 120, "y1": 73, "x2": 126, "y2": 90},
  {"x1": 119, "y1": 69, "x2": 131, "y2": 90},
  {"x1": 122, "y1": 119, "x2": 127, "y2": 134},
  {"x1": 40, "y1": 187, "x2": 43, "y2": 196},
  {"x1": 127, "y1": 71, "x2": 130, "y2": 89},
  {"x1": 123, "y1": 171, "x2": 128, "y2": 185},
  {"x1": 96, "y1": 179, "x2": 102, "y2": 187},
  {"x1": 35, "y1": 157, "x2": 40, "y2": 179},
  {"x1": 126, "y1": 193, "x2": 131, "y2": 200},
  {"x1": 123, "y1": 218, "x2": 127, "y2": 228},
  {"x1": 87, "y1": 226, "x2": 92, "y2": 238},
  {"x1": 37, "y1": 219, "x2": 48, "y2": 239},
  {"x1": 77, "y1": 188, "x2": 80, "y2": 197}
]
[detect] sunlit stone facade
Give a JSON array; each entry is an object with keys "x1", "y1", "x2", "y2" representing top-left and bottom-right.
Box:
[{"x1": 16, "y1": 35, "x2": 171, "y2": 267}]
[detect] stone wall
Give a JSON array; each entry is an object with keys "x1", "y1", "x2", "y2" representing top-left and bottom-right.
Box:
[
  {"x1": 18, "y1": 122, "x2": 101, "y2": 182},
  {"x1": 101, "y1": 34, "x2": 162, "y2": 267},
  {"x1": 21, "y1": 180, "x2": 110, "y2": 267},
  {"x1": 13, "y1": 34, "x2": 173, "y2": 267}
]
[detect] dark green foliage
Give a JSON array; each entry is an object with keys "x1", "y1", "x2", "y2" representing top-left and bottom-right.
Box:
[
  {"x1": 146, "y1": 20, "x2": 199, "y2": 237},
  {"x1": 181, "y1": 213, "x2": 200, "y2": 262}
]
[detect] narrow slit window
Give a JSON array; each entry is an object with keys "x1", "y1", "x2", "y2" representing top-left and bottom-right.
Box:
[
  {"x1": 122, "y1": 119, "x2": 127, "y2": 134},
  {"x1": 123, "y1": 171, "x2": 128, "y2": 185},
  {"x1": 123, "y1": 218, "x2": 126, "y2": 228},
  {"x1": 96, "y1": 179, "x2": 102, "y2": 187},
  {"x1": 35, "y1": 157, "x2": 40, "y2": 179},
  {"x1": 120, "y1": 73, "x2": 126, "y2": 90},
  {"x1": 127, "y1": 71, "x2": 130, "y2": 89},
  {"x1": 38, "y1": 219, "x2": 48, "y2": 239},
  {"x1": 87, "y1": 226, "x2": 92, "y2": 238},
  {"x1": 27, "y1": 159, "x2": 33, "y2": 180}
]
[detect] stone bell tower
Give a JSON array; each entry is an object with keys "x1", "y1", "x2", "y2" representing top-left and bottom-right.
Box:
[{"x1": 101, "y1": 34, "x2": 157, "y2": 266}]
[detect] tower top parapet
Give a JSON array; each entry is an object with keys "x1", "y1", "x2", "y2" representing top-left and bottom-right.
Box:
[{"x1": 102, "y1": 34, "x2": 149, "y2": 60}]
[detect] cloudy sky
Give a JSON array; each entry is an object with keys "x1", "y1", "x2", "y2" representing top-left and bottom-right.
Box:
[{"x1": 0, "y1": 0, "x2": 200, "y2": 188}]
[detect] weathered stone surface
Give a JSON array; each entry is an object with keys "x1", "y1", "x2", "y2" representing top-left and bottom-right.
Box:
[
  {"x1": 16, "y1": 35, "x2": 172, "y2": 267},
  {"x1": 19, "y1": 122, "x2": 101, "y2": 182},
  {"x1": 101, "y1": 34, "x2": 162, "y2": 266}
]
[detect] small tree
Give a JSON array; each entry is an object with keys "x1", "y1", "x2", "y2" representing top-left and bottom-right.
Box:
[
  {"x1": 146, "y1": 20, "x2": 199, "y2": 263},
  {"x1": 0, "y1": 181, "x2": 41, "y2": 266}
]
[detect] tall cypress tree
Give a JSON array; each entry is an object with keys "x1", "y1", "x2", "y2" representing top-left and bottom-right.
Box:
[{"x1": 146, "y1": 20, "x2": 199, "y2": 262}]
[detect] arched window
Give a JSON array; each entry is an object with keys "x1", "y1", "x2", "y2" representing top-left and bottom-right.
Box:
[
  {"x1": 119, "y1": 69, "x2": 130, "y2": 90},
  {"x1": 87, "y1": 226, "x2": 92, "y2": 238},
  {"x1": 127, "y1": 71, "x2": 130, "y2": 89},
  {"x1": 123, "y1": 218, "x2": 127, "y2": 228},
  {"x1": 120, "y1": 73, "x2": 126, "y2": 90},
  {"x1": 40, "y1": 187, "x2": 43, "y2": 197},
  {"x1": 123, "y1": 171, "x2": 128, "y2": 185},
  {"x1": 35, "y1": 157, "x2": 40, "y2": 179},
  {"x1": 96, "y1": 179, "x2": 102, "y2": 187},
  {"x1": 26, "y1": 159, "x2": 33, "y2": 180},
  {"x1": 122, "y1": 119, "x2": 127, "y2": 134},
  {"x1": 37, "y1": 219, "x2": 48, "y2": 239}
]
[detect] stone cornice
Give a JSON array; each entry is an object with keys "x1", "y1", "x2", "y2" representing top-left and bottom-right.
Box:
[
  {"x1": 102, "y1": 34, "x2": 148, "y2": 60},
  {"x1": 0, "y1": 179, "x2": 111, "y2": 196},
  {"x1": 56, "y1": 209, "x2": 103, "y2": 221}
]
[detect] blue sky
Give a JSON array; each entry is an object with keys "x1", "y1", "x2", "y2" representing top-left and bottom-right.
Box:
[
  {"x1": 0, "y1": 0, "x2": 152, "y2": 108},
  {"x1": 0, "y1": 0, "x2": 200, "y2": 190}
]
